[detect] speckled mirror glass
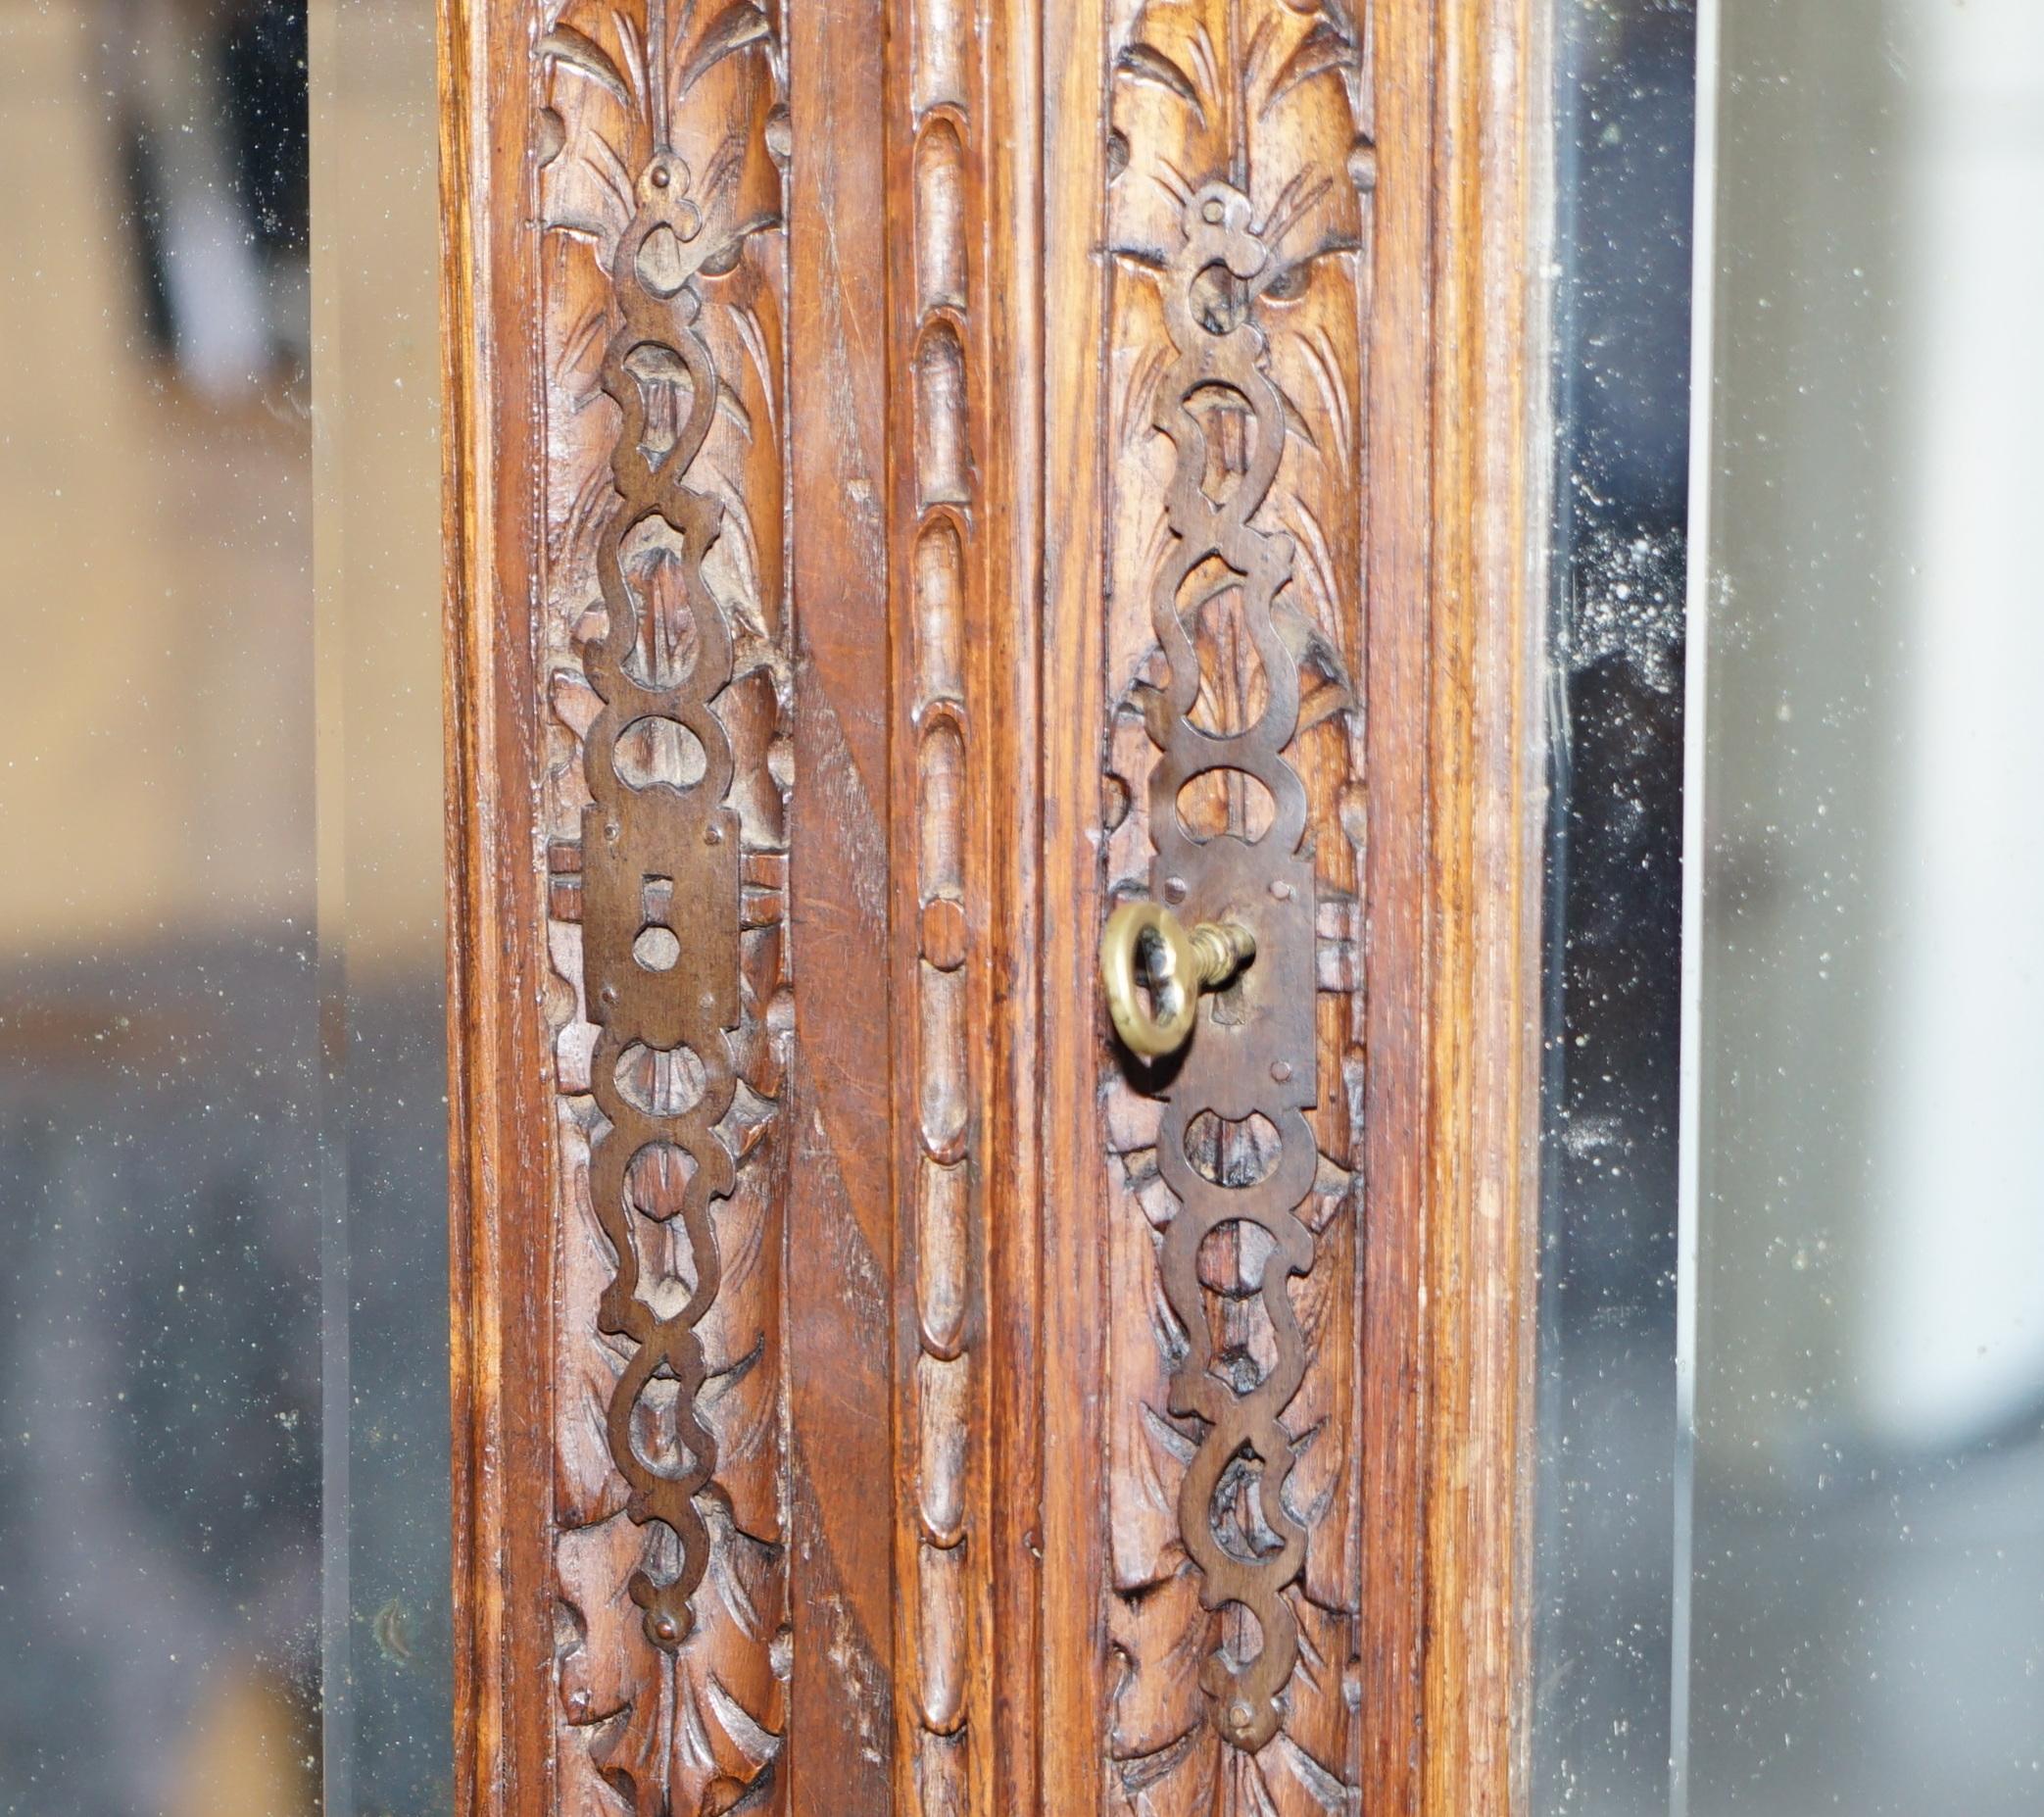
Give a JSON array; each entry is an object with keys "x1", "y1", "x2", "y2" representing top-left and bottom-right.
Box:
[
  {"x1": 1536, "y1": 3, "x2": 2044, "y2": 1813},
  {"x1": 0, "y1": 1, "x2": 447, "y2": 1808}
]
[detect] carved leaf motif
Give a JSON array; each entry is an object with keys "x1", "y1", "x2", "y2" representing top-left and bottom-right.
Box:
[
  {"x1": 1108, "y1": 1168, "x2": 1358, "y2": 1813},
  {"x1": 540, "y1": 0, "x2": 790, "y2": 1805},
  {"x1": 1277, "y1": 1203, "x2": 1355, "y2": 1611},
  {"x1": 678, "y1": 2, "x2": 774, "y2": 96},
  {"x1": 695, "y1": 1169, "x2": 784, "y2": 1543},
  {"x1": 1102, "y1": 0, "x2": 1368, "y2": 1803},
  {"x1": 1109, "y1": 1586, "x2": 1352, "y2": 1817},
  {"x1": 1110, "y1": 1178, "x2": 1193, "y2": 1588},
  {"x1": 558, "y1": 1513, "x2": 789, "y2": 1817},
  {"x1": 1110, "y1": 0, "x2": 1366, "y2": 672},
  {"x1": 541, "y1": 22, "x2": 632, "y2": 105},
  {"x1": 558, "y1": 1099, "x2": 634, "y2": 1528},
  {"x1": 1117, "y1": 39, "x2": 1207, "y2": 120},
  {"x1": 1263, "y1": 18, "x2": 1359, "y2": 114},
  {"x1": 690, "y1": 285, "x2": 789, "y2": 686},
  {"x1": 1109, "y1": 0, "x2": 1365, "y2": 272},
  {"x1": 665, "y1": 6, "x2": 784, "y2": 253},
  {"x1": 541, "y1": 13, "x2": 646, "y2": 258}
]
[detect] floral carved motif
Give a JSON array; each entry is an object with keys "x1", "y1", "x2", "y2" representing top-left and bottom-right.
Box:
[
  {"x1": 536, "y1": 3, "x2": 793, "y2": 1811},
  {"x1": 1099, "y1": 0, "x2": 1371, "y2": 1808}
]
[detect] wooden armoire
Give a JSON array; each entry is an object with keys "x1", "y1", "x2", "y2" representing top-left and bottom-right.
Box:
[{"x1": 440, "y1": 0, "x2": 1540, "y2": 1808}]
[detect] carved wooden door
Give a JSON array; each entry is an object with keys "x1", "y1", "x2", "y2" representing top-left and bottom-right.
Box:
[{"x1": 442, "y1": 0, "x2": 1538, "y2": 1811}]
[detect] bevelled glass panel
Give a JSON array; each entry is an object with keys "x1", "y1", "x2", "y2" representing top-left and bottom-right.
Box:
[
  {"x1": 1679, "y1": 4, "x2": 2044, "y2": 1811},
  {"x1": 1537, "y1": 3, "x2": 2044, "y2": 1814},
  {"x1": 1535, "y1": 2, "x2": 1696, "y2": 1808},
  {"x1": 0, "y1": 0, "x2": 446, "y2": 1807},
  {"x1": 312, "y1": 0, "x2": 450, "y2": 1807}
]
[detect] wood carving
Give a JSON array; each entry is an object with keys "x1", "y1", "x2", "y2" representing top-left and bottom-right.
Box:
[
  {"x1": 1098, "y1": 0, "x2": 1371, "y2": 1807},
  {"x1": 891, "y1": 1, "x2": 986, "y2": 1813},
  {"x1": 536, "y1": 2, "x2": 793, "y2": 1811},
  {"x1": 449, "y1": 0, "x2": 1534, "y2": 1801}
]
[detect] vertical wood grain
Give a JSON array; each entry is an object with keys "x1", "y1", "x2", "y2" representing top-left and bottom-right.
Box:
[
  {"x1": 785, "y1": 1, "x2": 899, "y2": 1810},
  {"x1": 443, "y1": 0, "x2": 554, "y2": 1809},
  {"x1": 1036, "y1": 0, "x2": 1113, "y2": 1798},
  {"x1": 1359, "y1": 0, "x2": 1434, "y2": 1806},
  {"x1": 1421, "y1": 0, "x2": 1544, "y2": 1811},
  {"x1": 443, "y1": 0, "x2": 1548, "y2": 1807},
  {"x1": 982, "y1": 3, "x2": 1046, "y2": 1813}
]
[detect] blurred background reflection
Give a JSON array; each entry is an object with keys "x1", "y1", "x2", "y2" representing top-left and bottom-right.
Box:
[
  {"x1": 1680, "y1": 1, "x2": 2044, "y2": 1811},
  {"x1": 1539, "y1": 2, "x2": 2044, "y2": 1814},
  {"x1": 0, "y1": 0, "x2": 445, "y2": 1810}
]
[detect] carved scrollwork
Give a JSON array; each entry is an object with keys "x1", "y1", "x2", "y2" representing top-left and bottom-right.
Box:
[
  {"x1": 537, "y1": 3, "x2": 793, "y2": 1811},
  {"x1": 1101, "y1": 0, "x2": 1369, "y2": 1809}
]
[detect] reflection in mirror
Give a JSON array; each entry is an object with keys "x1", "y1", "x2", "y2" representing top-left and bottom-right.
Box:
[
  {"x1": 1534, "y1": 1, "x2": 1695, "y2": 1808},
  {"x1": 0, "y1": 0, "x2": 446, "y2": 1808},
  {"x1": 1536, "y1": 2, "x2": 2044, "y2": 1813},
  {"x1": 1679, "y1": 2, "x2": 2044, "y2": 1810},
  {"x1": 313, "y1": 0, "x2": 449, "y2": 1806}
]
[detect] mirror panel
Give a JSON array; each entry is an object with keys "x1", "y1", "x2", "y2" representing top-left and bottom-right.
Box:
[
  {"x1": 0, "y1": 1, "x2": 446, "y2": 1806},
  {"x1": 1536, "y1": 4, "x2": 2044, "y2": 1813}
]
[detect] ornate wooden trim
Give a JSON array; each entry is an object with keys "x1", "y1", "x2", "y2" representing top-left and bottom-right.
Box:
[
  {"x1": 443, "y1": 0, "x2": 897, "y2": 1809},
  {"x1": 444, "y1": 0, "x2": 1545, "y2": 1807},
  {"x1": 531, "y1": 2, "x2": 794, "y2": 1807},
  {"x1": 1033, "y1": 0, "x2": 1542, "y2": 1809},
  {"x1": 1094, "y1": 0, "x2": 1372, "y2": 1792},
  {"x1": 886, "y1": 0, "x2": 998, "y2": 1811},
  {"x1": 1038, "y1": 1, "x2": 1377, "y2": 1810}
]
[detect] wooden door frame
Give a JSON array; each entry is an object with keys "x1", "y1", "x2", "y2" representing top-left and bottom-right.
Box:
[{"x1": 438, "y1": 0, "x2": 1548, "y2": 1807}]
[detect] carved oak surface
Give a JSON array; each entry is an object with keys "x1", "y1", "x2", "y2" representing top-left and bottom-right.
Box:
[
  {"x1": 889, "y1": 0, "x2": 990, "y2": 1811},
  {"x1": 473, "y1": 0, "x2": 1417, "y2": 1809},
  {"x1": 1098, "y1": 1, "x2": 1371, "y2": 1808},
  {"x1": 537, "y1": 3, "x2": 793, "y2": 1810},
  {"x1": 531, "y1": 2, "x2": 982, "y2": 1811}
]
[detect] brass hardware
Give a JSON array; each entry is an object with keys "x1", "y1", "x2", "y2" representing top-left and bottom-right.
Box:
[{"x1": 1099, "y1": 900, "x2": 1256, "y2": 1059}]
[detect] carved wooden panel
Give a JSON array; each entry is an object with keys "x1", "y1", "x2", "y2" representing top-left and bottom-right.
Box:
[
  {"x1": 522, "y1": 0, "x2": 975, "y2": 1810},
  {"x1": 886, "y1": 0, "x2": 995, "y2": 1812},
  {"x1": 1094, "y1": 1, "x2": 1371, "y2": 1808},
  {"x1": 446, "y1": 0, "x2": 1537, "y2": 1807},
  {"x1": 536, "y1": 4, "x2": 792, "y2": 1809}
]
